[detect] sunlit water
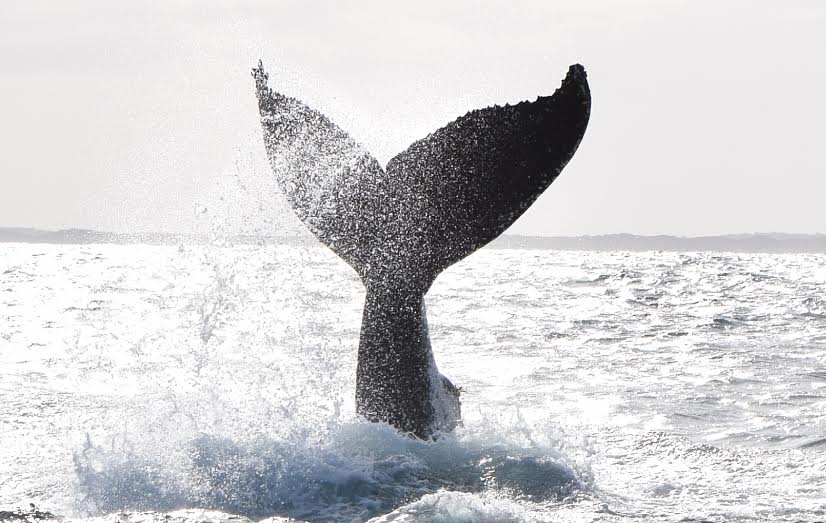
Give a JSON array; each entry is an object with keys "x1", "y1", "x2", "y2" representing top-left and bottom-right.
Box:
[{"x1": 1, "y1": 244, "x2": 825, "y2": 522}]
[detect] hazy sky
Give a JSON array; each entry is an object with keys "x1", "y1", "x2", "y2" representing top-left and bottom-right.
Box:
[{"x1": 1, "y1": 1, "x2": 824, "y2": 236}]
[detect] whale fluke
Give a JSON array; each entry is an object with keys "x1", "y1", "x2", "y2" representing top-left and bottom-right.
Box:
[{"x1": 253, "y1": 61, "x2": 590, "y2": 438}]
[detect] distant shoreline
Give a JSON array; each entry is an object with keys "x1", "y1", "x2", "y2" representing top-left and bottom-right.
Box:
[{"x1": 1, "y1": 227, "x2": 826, "y2": 253}]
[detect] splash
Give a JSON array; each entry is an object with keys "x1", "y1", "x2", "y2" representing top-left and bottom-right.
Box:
[{"x1": 74, "y1": 419, "x2": 584, "y2": 521}]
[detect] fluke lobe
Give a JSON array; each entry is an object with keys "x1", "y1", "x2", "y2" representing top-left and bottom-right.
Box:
[{"x1": 253, "y1": 62, "x2": 591, "y2": 439}]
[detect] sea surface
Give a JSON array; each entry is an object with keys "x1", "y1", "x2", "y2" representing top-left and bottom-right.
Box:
[{"x1": 1, "y1": 243, "x2": 825, "y2": 522}]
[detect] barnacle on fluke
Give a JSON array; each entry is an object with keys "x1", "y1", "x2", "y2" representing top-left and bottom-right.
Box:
[{"x1": 253, "y1": 61, "x2": 591, "y2": 438}]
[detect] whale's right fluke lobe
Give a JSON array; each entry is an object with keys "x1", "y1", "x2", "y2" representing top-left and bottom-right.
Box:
[
  {"x1": 254, "y1": 62, "x2": 591, "y2": 438},
  {"x1": 381, "y1": 64, "x2": 591, "y2": 285}
]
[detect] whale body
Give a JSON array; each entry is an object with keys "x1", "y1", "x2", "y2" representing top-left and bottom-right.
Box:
[{"x1": 253, "y1": 62, "x2": 590, "y2": 438}]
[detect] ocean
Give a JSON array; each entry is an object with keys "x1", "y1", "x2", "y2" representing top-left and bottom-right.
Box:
[{"x1": 1, "y1": 243, "x2": 825, "y2": 522}]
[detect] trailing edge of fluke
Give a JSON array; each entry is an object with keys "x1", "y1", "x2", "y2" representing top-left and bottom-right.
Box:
[{"x1": 253, "y1": 61, "x2": 591, "y2": 438}]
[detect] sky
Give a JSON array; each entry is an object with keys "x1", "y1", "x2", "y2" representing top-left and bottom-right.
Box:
[{"x1": 1, "y1": 0, "x2": 824, "y2": 237}]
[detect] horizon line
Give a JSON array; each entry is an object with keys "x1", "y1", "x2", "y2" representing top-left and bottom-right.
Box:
[{"x1": 1, "y1": 226, "x2": 825, "y2": 240}]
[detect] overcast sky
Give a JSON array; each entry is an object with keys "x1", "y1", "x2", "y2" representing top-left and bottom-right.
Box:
[{"x1": 1, "y1": 1, "x2": 824, "y2": 236}]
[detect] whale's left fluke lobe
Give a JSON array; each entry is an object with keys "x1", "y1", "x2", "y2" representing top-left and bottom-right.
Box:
[
  {"x1": 251, "y1": 61, "x2": 385, "y2": 277},
  {"x1": 253, "y1": 61, "x2": 591, "y2": 438}
]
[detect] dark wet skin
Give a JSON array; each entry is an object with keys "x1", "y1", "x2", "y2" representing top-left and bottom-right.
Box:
[{"x1": 253, "y1": 62, "x2": 591, "y2": 438}]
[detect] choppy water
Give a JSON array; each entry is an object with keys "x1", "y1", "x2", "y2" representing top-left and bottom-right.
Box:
[{"x1": 1, "y1": 244, "x2": 825, "y2": 522}]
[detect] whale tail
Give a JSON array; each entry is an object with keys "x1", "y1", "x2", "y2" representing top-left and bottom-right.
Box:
[{"x1": 253, "y1": 61, "x2": 590, "y2": 438}]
